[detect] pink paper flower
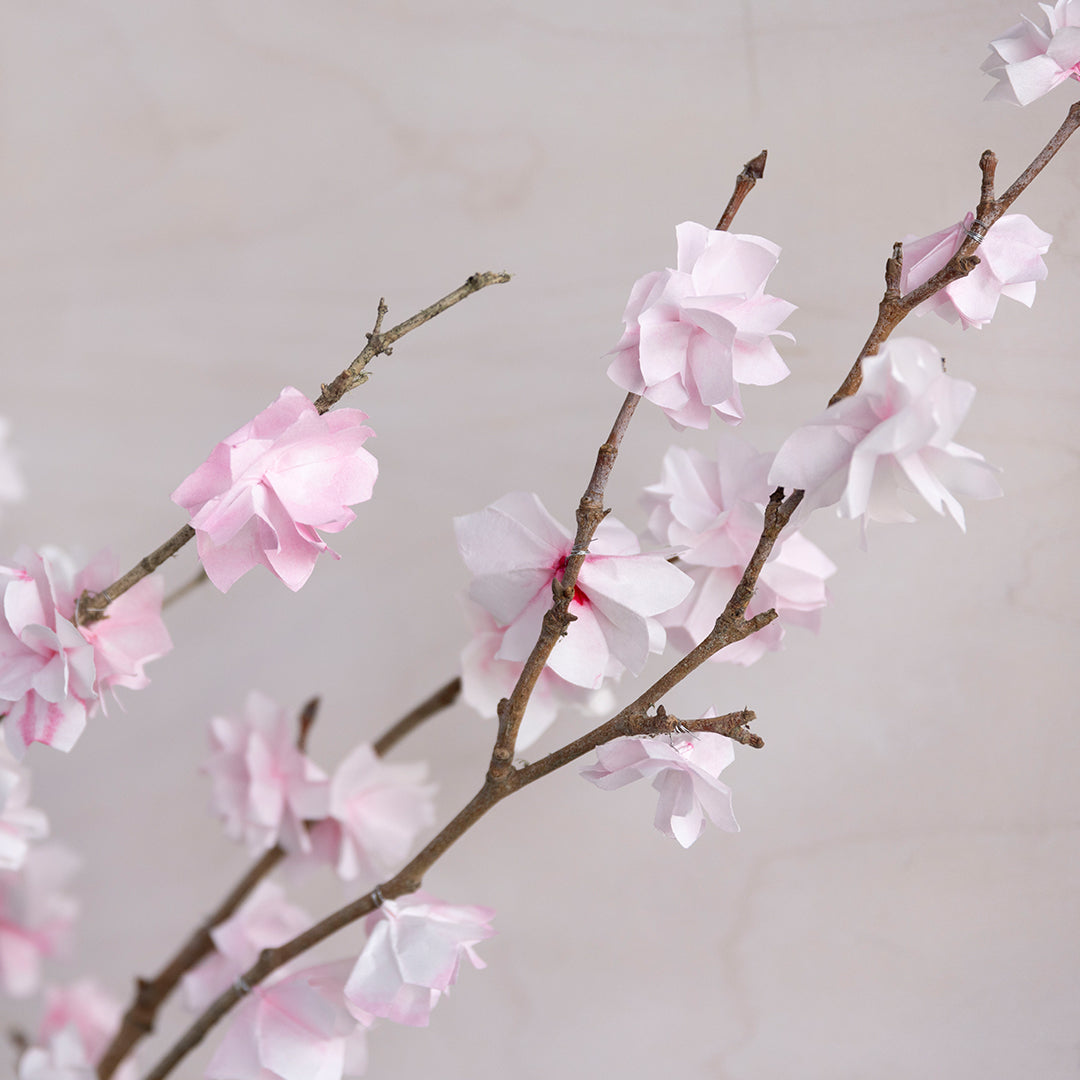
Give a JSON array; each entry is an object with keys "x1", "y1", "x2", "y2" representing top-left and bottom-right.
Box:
[
  {"x1": 183, "y1": 882, "x2": 312, "y2": 1011},
  {"x1": 205, "y1": 961, "x2": 369, "y2": 1080},
  {"x1": 459, "y1": 601, "x2": 617, "y2": 749},
  {"x1": 581, "y1": 729, "x2": 739, "y2": 848},
  {"x1": 643, "y1": 439, "x2": 836, "y2": 666},
  {"x1": 307, "y1": 745, "x2": 436, "y2": 883},
  {"x1": 172, "y1": 387, "x2": 378, "y2": 593},
  {"x1": 606, "y1": 221, "x2": 795, "y2": 429},
  {"x1": 0, "y1": 548, "x2": 171, "y2": 757},
  {"x1": 0, "y1": 741, "x2": 49, "y2": 870},
  {"x1": 204, "y1": 692, "x2": 329, "y2": 855},
  {"x1": 455, "y1": 492, "x2": 692, "y2": 691},
  {"x1": 900, "y1": 212, "x2": 1052, "y2": 329},
  {"x1": 0, "y1": 419, "x2": 25, "y2": 516},
  {"x1": 983, "y1": 1, "x2": 1080, "y2": 105},
  {"x1": 37, "y1": 979, "x2": 136, "y2": 1080},
  {"x1": 768, "y1": 338, "x2": 1003, "y2": 533},
  {"x1": 17, "y1": 1027, "x2": 96, "y2": 1080},
  {"x1": 0, "y1": 843, "x2": 79, "y2": 998},
  {"x1": 344, "y1": 892, "x2": 495, "y2": 1028}
]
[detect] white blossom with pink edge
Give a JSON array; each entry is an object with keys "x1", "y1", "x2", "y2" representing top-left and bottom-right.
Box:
[
  {"x1": 17, "y1": 1027, "x2": 96, "y2": 1080},
  {"x1": 606, "y1": 221, "x2": 795, "y2": 429},
  {"x1": 459, "y1": 601, "x2": 617, "y2": 749},
  {"x1": 983, "y1": 0, "x2": 1080, "y2": 105},
  {"x1": 172, "y1": 386, "x2": 378, "y2": 593},
  {"x1": 768, "y1": 337, "x2": 1003, "y2": 534},
  {"x1": 307, "y1": 744, "x2": 436, "y2": 884},
  {"x1": 900, "y1": 212, "x2": 1052, "y2": 330},
  {"x1": 0, "y1": 843, "x2": 79, "y2": 998},
  {"x1": 182, "y1": 881, "x2": 312, "y2": 1011},
  {"x1": 37, "y1": 979, "x2": 137, "y2": 1080},
  {"x1": 643, "y1": 439, "x2": 836, "y2": 666},
  {"x1": 455, "y1": 492, "x2": 692, "y2": 691},
  {"x1": 344, "y1": 892, "x2": 495, "y2": 1028},
  {"x1": 0, "y1": 418, "x2": 25, "y2": 516},
  {"x1": 204, "y1": 691, "x2": 329, "y2": 855},
  {"x1": 581, "y1": 728, "x2": 739, "y2": 848},
  {"x1": 0, "y1": 740, "x2": 48, "y2": 870},
  {"x1": 0, "y1": 547, "x2": 171, "y2": 757},
  {"x1": 0, "y1": 550, "x2": 97, "y2": 757},
  {"x1": 205, "y1": 961, "x2": 370, "y2": 1080}
]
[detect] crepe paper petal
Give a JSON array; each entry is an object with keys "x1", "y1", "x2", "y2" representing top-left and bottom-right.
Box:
[
  {"x1": 306, "y1": 744, "x2": 436, "y2": 883},
  {"x1": 606, "y1": 222, "x2": 795, "y2": 429},
  {"x1": 204, "y1": 692, "x2": 329, "y2": 855},
  {"x1": 900, "y1": 212, "x2": 1052, "y2": 330},
  {"x1": 182, "y1": 882, "x2": 312, "y2": 1011},
  {"x1": 17, "y1": 1026, "x2": 97, "y2": 1080},
  {"x1": 172, "y1": 387, "x2": 378, "y2": 592},
  {"x1": 582, "y1": 729, "x2": 739, "y2": 847},
  {"x1": 0, "y1": 843, "x2": 79, "y2": 998},
  {"x1": 643, "y1": 438, "x2": 835, "y2": 666},
  {"x1": 769, "y1": 337, "x2": 1003, "y2": 534},
  {"x1": 37, "y1": 979, "x2": 137, "y2": 1080},
  {"x1": 459, "y1": 602, "x2": 617, "y2": 750},
  {"x1": 983, "y1": 2, "x2": 1080, "y2": 104},
  {"x1": 344, "y1": 893, "x2": 495, "y2": 1028},
  {"x1": 0, "y1": 547, "x2": 170, "y2": 757},
  {"x1": 0, "y1": 741, "x2": 48, "y2": 870},
  {"x1": 455, "y1": 493, "x2": 692, "y2": 691},
  {"x1": 205, "y1": 961, "x2": 369, "y2": 1080}
]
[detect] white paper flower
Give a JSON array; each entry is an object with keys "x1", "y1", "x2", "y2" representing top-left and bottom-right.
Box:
[
  {"x1": 983, "y1": 1, "x2": 1080, "y2": 105},
  {"x1": 768, "y1": 338, "x2": 1003, "y2": 533},
  {"x1": 582, "y1": 730, "x2": 739, "y2": 848}
]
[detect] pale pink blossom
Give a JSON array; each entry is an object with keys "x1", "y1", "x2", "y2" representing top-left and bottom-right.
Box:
[
  {"x1": 0, "y1": 419, "x2": 25, "y2": 516},
  {"x1": 37, "y1": 979, "x2": 136, "y2": 1080},
  {"x1": 643, "y1": 440, "x2": 836, "y2": 665},
  {"x1": 205, "y1": 961, "x2": 369, "y2": 1080},
  {"x1": 0, "y1": 844, "x2": 79, "y2": 998},
  {"x1": 581, "y1": 729, "x2": 739, "y2": 847},
  {"x1": 900, "y1": 212, "x2": 1052, "y2": 329},
  {"x1": 204, "y1": 692, "x2": 329, "y2": 855},
  {"x1": 182, "y1": 882, "x2": 312, "y2": 1011},
  {"x1": 0, "y1": 548, "x2": 171, "y2": 757},
  {"x1": 344, "y1": 893, "x2": 495, "y2": 1028},
  {"x1": 17, "y1": 1027, "x2": 96, "y2": 1080},
  {"x1": 769, "y1": 338, "x2": 1003, "y2": 532},
  {"x1": 983, "y1": 1, "x2": 1080, "y2": 105},
  {"x1": 459, "y1": 601, "x2": 617, "y2": 749},
  {"x1": 455, "y1": 492, "x2": 692, "y2": 691},
  {"x1": 172, "y1": 387, "x2": 378, "y2": 593},
  {"x1": 606, "y1": 221, "x2": 795, "y2": 429},
  {"x1": 0, "y1": 741, "x2": 48, "y2": 869},
  {"x1": 307, "y1": 745, "x2": 436, "y2": 883}
]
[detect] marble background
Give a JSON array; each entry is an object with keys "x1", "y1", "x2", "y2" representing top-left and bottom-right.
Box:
[{"x1": 1, "y1": 2, "x2": 1078, "y2": 1077}]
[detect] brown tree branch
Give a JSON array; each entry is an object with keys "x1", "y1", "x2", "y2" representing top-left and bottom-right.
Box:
[
  {"x1": 830, "y1": 101, "x2": 1080, "y2": 405},
  {"x1": 76, "y1": 271, "x2": 512, "y2": 627},
  {"x1": 715, "y1": 149, "x2": 767, "y2": 231}
]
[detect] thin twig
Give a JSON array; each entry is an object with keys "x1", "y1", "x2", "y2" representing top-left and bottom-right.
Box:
[
  {"x1": 830, "y1": 101, "x2": 1080, "y2": 404},
  {"x1": 716, "y1": 150, "x2": 767, "y2": 231},
  {"x1": 373, "y1": 677, "x2": 461, "y2": 757},
  {"x1": 76, "y1": 271, "x2": 511, "y2": 627}
]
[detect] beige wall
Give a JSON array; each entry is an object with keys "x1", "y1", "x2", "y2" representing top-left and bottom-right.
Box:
[{"x1": 2, "y1": 2, "x2": 1077, "y2": 1077}]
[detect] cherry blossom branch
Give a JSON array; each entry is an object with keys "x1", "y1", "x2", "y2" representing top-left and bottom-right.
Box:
[
  {"x1": 99, "y1": 681, "x2": 460, "y2": 1080},
  {"x1": 488, "y1": 390, "x2": 640, "y2": 779},
  {"x1": 830, "y1": 100, "x2": 1080, "y2": 404},
  {"x1": 76, "y1": 271, "x2": 511, "y2": 627}
]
